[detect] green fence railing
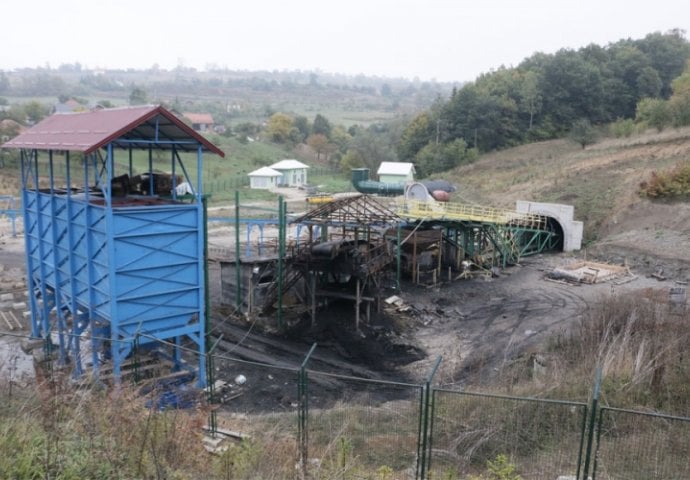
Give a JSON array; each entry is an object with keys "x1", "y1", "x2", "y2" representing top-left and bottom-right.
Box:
[{"x1": 593, "y1": 407, "x2": 690, "y2": 480}]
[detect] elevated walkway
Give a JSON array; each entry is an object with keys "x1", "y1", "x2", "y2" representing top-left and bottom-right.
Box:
[
  {"x1": 395, "y1": 199, "x2": 571, "y2": 267},
  {"x1": 397, "y1": 199, "x2": 547, "y2": 229}
]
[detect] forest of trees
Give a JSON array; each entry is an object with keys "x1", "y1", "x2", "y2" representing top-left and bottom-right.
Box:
[{"x1": 397, "y1": 30, "x2": 690, "y2": 176}]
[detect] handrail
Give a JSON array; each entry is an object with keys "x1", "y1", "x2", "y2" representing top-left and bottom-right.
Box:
[{"x1": 396, "y1": 199, "x2": 546, "y2": 228}]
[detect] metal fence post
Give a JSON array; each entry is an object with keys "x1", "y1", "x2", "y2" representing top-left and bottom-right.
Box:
[
  {"x1": 582, "y1": 367, "x2": 602, "y2": 480},
  {"x1": 298, "y1": 343, "x2": 317, "y2": 478},
  {"x1": 417, "y1": 356, "x2": 442, "y2": 480}
]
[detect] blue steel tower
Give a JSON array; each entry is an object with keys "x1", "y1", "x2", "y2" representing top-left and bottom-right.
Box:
[{"x1": 2, "y1": 105, "x2": 224, "y2": 386}]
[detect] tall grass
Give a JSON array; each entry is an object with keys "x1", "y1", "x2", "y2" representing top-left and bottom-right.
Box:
[{"x1": 529, "y1": 291, "x2": 690, "y2": 413}]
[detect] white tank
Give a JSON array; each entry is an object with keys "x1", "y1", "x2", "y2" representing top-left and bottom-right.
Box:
[{"x1": 405, "y1": 182, "x2": 433, "y2": 201}]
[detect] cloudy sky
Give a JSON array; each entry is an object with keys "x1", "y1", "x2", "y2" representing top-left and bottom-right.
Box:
[{"x1": 3, "y1": 0, "x2": 690, "y2": 82}]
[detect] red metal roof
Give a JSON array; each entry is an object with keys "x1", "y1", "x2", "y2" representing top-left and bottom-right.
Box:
[{"x1": 1, "y1": 105, "x2": 225, "y2": 157}]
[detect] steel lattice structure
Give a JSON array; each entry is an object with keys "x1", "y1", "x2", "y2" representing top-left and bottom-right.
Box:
[{"x1": 2, "y1": 106, "x2": 224, "y2": 385}]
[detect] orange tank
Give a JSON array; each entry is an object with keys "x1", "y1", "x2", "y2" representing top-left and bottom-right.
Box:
[{"x1": 431, "y1": 190, "x2": 450, "y2": 202}]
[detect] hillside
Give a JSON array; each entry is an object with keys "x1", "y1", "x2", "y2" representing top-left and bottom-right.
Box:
[{"x1": 446, "y1": 127, "x2": 690, "y2": 277}]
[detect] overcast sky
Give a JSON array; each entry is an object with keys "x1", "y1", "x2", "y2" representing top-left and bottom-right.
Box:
[{"x1": 3, "y1": 0, "x2": 690, "y2": 83}]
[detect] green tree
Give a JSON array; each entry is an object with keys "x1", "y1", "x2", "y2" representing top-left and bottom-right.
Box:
[
  {"x1": 519, "y1": 70, "x2": 542, "y2": 130},
  {"x1": 397, "y1": 112, "x2": 434, "y2": 161},
  {"x1": 265, "y1": 112, "x2": 294, "y2": 143},
  {"x1": 347, "y1": 129, "x2": 397, "y2": 170},
  {"x1": 339, "y1": 149, "x2": 365, "y2": 172},
  {"x1": 415, "y1": 138, "x2": 477, "y2": 177},
  {"x1": 293, "y1": 115, "x2": 310, "y2": 142},
  {"x1": 129, "y1": 86, "x2": 148, "y2": 105},
  {"x1": 569, "y1": 118, "x2": 597, "y2": 148},
  {"x1": 637, "y1": 66, "x2": 663, "y2": 98},
  {"x1": 329, "y1": 125, "x2": 353, "y2": 154},
  {"x1": 635, "y1": 97, "x2": 672, "y2": 131},
  {"x1": 669, "y1": 60, "x2": 690, "y2": 126},
  {"x1": 312, "y1": 113, "x2": 332, "y2": 138},
  {"x1": 636, "y1": 29, "x2": 690, "y2": 97},
  {"x1": 24, "y1": 101, "x2": 49, "y2": 124},
  {"x1": 539, "y1": 50, "x2": 607, "y2": 129}
]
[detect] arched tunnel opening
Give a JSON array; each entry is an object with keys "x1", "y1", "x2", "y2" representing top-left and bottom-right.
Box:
[{"x1": 545, "y1": 216, "x2": 565, "y2": 252}]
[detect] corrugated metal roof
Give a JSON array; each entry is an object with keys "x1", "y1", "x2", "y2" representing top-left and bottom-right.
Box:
[
  {"x1": 248, "y1": 166, "x2": 282, "y2": 177},
  {"x1": 1, "y1": 105, "x2": 225, "y2": 157},
  {"x1": 377, "y1": 161, "x2": 415, "y2": 176},
  {"x1": 270, "y1": 159, "x2": 309, "y2": 170}
]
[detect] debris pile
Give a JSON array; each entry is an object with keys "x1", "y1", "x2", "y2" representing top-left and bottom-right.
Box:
[{"x1": 547, "y1": 261, "x2": 630, "y2": 284}]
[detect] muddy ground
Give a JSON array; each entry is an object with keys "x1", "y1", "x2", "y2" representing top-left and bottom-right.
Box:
[{"x1": 203, "y1": 248, "x2": 686, "y2": 414}]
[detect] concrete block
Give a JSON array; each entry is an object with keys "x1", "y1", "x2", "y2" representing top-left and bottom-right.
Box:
[
  {"x1": 12, "y1": 302, "x2": 26, "y2": 310},
  {"x1": 0, "y1": 293, "x2": 14, "y2": 302}
]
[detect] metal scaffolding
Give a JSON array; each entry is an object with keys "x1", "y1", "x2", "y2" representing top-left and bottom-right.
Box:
[{"x1": 2, "y1": 105, "x2": 224, "y2": 386}]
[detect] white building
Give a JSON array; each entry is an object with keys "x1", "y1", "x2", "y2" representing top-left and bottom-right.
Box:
[
  {"x1": 248, "y1": 166, "x2": 282, "y2": 189},
  {"x1": 377, "y1": 162, "x2": 415, "y2": 184},
  {"x1": 270, "y1": 159, "x2": 310, "y2": 187}
]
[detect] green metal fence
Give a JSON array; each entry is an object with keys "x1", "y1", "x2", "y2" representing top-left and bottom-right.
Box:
[
  {"x1": 428, "y1": 390, "x2": 588, "y2": 479},
  {"x1": 592, "y1": 407, "x2": 690, "y2": 480},
  {"x1": 304, "y1": 371, "x2": 423, "y2": 479},
  {"x1": 194, "y1": 341, "x2": 690, "y2": 480}
]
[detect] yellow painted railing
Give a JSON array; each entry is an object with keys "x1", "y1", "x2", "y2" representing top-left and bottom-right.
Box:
[{"x1": 396, "y1": 199, "x2": 546, "y2": 228}]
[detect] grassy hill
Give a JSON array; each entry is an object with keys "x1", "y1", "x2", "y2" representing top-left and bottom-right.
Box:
[{"x1": 444, "y1": 127, "x2": 690, "y2": 273}]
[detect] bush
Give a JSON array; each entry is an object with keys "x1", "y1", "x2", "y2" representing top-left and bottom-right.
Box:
[
  {"x1": 609, "y1": 118, "x2": 636, "y2": 138},
  {"x1": 639, "y1": 161, "x2": 690, "y2": 199}
]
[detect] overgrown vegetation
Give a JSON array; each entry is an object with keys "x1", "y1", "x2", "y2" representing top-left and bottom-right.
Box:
[
  {"x1": 0, "y1": 290, "x2": 687, "y2": 479},
  {"x1": 639, "y1": 160, "x2": 690, "y2": 199},
  {"x1": 505, "y1": 291, "x2": 690, "y2": 413}
]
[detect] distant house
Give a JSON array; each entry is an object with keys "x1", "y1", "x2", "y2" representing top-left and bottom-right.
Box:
[
  {"x1": 248, "y1": 167, "x2": 282, "y2": 189},
  {"x1": 183, "y1": 113, "x2": 214, "y2": 132},
  {"x1": 269, "y1": 159, "x2": 310, "y2": 187},
  {"x1": 377, "y1": 162, "x2": 415, "y2": 184}
]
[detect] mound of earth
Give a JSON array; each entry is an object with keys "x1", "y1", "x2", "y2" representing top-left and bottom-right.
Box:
[{"x1": 592, "y1": 199, "x2": 690, "y2": 279}]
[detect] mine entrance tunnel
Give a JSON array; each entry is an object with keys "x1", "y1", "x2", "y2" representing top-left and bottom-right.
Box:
[{"x1": 545, "y1": 216, "x2": 565, "y2": 252}]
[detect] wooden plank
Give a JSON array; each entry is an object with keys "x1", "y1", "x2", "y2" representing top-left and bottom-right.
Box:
[
  {"x1": 1, "y1": 311, "x2": 14, "y2": 330},
  {"x1": 8, "y1": 310, "x2": 22, "y2": 329}
]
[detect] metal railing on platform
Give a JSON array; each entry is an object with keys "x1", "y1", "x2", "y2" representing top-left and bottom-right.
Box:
[{"x1": 397, "y1": 199, "x2": 546, "y2": 229}]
